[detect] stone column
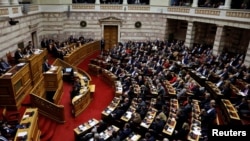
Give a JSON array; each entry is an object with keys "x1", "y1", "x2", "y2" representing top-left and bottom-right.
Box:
[
  {"x1": 95, "y1": 0, "x2": 100, "y2": 4},
  {"x1": 224, "y1": 0, "x2": 232, "y2": 9},
  {"x1": 0, "y1": 0, "x2": 10, "y2": 5},
  {"x1": 10, "y1": 0, "x2": 19, "y2": 5},
  {"x1": 192, "y1": 0, "x2": 198, "y2": 7},
  {"x1": 244, "y1": 41, "x2": 250, "y2": 66},
  {"x1": 212, "y1": 25, "x2": 225, "y2": 56},
  {"x1": 184, "y1": 21, "x2": 196, "y2": 48},
  {"x1": 123, "y1": 0, "x2": 127, "y2": 5}
]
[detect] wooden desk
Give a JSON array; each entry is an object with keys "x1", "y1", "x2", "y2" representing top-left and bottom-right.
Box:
[
  {"x1": 187, "y1": 119, "x2": 201, "y2": 141},
  {"x1": 99, "y1": 125, "x2": 119, "y2": 140},
  {"x1": 162, "y1": 117, "x2": 176, "y2": 136},
  {"x1": 205, "y1": 81, "x2": 223, "y2": 100},
  {"x1": 64, "y1": 41, "x2": 100, "y2": 66},
  {"x1": 115, "y1": 81, "x2": 123, "y2": 96},
  {"x1": 88, "y1": 64, "x2": 101, "y2": 76},
  {"x1": 163, "y1": 80, "x2": 176, "y2": 97},
  {"x1": 102, "y1": 97, "x2": 120, "y2": 117},
  {"x1": 0, "y1": 63, "x2": 32, "y2": 110},
  {"x1": 187, "y1": 102, "x2": 201, "y2": 141},
  {"x1": 144, "y1": 76, "x2": 158, "y2": 96},
  {"x1": 19, "y1": 49, "x2": 47, "y2": 86},
  {"x1": 163, "y1": 99, "x2": 179, "y2": 136},
  {"x1": 72, "y1": 72, "x2": 92, "y2": 117},
  {"x1": 221, "y1": 99, "x2": 241, "y2": 125},
  {"x1": 43, "y1": 66, "x2": 63, "y2": 91},
  {"x1": 102, "y1": 69, "x2": 117, "y2": 86},
  {"x1": 74, "y1": 119, "x2": 99, "y2": 138},
  {"x1": 124, "y1": 133, "x2": 141, "y2": 141},
  {"x1": 188, "y1": 70, "x2": 207, "y2": 86},
  {"x1": 140, "y1": 108, "x2": 157, "y2": 129},
  {"x1": 14, "y1": 108, "x2": 40, "y2": 141},
  {"x1": 121, "y1": 103, "x2": 137, "y2": 122}
]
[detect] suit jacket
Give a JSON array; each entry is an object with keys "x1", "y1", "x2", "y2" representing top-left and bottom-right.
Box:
[
  {"x1": 201, "y1": 107, "x2": 216, "y2": 127},
  {"x1": 14, "y1": 50, "x2": 23, "y2": 63},
  {"x1": 101, "y1": 39, "x2": 105, "y2": 48},
  {"x1": 119, "y1": 128, "x2": 132, "y2": 140},
  {"x1": 0, "y1": 61, "x2": 11, "y2": 70},
  {"x1": 42, "y1": 62, "x2": 51, "y2": 72}
]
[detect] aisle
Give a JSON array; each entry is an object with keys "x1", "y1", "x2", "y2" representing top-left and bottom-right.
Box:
[{"x1": 51, "y1": 51, "x2": 115, "y2": 141}]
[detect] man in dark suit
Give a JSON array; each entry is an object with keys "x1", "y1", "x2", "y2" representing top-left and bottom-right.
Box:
[
  {"x1": 200, "y1": 99, "x2": 216, "y2": 128},
  {"x1": 119, "y1": 123, "x2": 132, "y2": 140},
  {"x1": 42, "y1": 58, "x2": 51, "y2": 72},
  {"x1": 14, "y1": 48, "x2": 23, "y2": 63},
  {"x1": 0, "y1": 58, "x2": 11, "y2": 71},
  {"x1": 100, "y1": 38, "x2": 105, "y2": 52}
]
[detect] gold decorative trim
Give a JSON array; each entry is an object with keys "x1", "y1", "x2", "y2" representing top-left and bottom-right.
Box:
[
  {"x1": 167, "y1": 7, "x2": 190, "y2": 13},
  {"x1": 100, "y1": 5, "x2": 123, "y2": 10},
  {"x1": 195, "y1": 9, "x2": 220, "y2": 16},
  {"x1": 226, "y1": 11, "x2": 250, "y2": 18},
  {"x1": 128, "y1": 5, "x2": 150, "y2": 11},
  {"x1": 0, "y1": 8, "x2": 9, "y2": 15},
  {"x1": 72, "y1": 4, "x2": 95, "y2": 10},
  {"x1": 99, "y1": 16, "x2": 123, "y2": 22}
]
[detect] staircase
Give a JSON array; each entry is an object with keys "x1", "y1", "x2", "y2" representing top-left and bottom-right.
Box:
[{"x1": 39, "y1": 114, "x2": 58, "y2": 141}]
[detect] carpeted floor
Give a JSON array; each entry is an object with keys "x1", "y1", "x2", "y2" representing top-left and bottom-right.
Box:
[{"x1": 50, "y1": 51, "x2": 115, "y2": 141}]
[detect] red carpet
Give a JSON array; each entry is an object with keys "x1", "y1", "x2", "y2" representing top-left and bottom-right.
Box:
[{"x1": 50, "y1": 51, "x2": 115, "y2": 141}]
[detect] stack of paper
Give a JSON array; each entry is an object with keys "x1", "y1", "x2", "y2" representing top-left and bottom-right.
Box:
[{"x1": 17, "y1": 131, "x2": 27, "y2": 138}]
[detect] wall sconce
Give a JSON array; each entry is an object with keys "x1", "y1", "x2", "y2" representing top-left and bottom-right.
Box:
[{"x1": 9, "y1": 18, "x2": 19, "y2": 25}]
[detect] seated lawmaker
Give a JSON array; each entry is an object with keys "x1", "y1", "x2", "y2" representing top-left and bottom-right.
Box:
[
  {"x1": 42, "y1": 58, "x2": 51, "y2": 72},
  {"x1": 14, "y1": 48, "x2": 23, "y2": 63},
  {"x1": 70, "y1": 85, "x2": 80, "y2": 100},
  {"x1": 0, "y1": 58, "x2": 12, "y2": 71},
  {"x1": 73, "y1": 77, "x2": 82, "y2": 90},
  {"x1": 118, "y1": 123, "x2": 132, "y2": 140}
]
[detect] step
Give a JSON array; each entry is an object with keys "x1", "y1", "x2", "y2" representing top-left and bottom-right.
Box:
[
  {"x1": 39, "y1": 115, "x2": 53, "y2": 137},
  {"x1": 40, "y1": 121, "x2": 57, "y2": 141}
]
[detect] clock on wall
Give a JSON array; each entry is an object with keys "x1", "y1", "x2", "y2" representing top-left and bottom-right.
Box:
[
  {"x1": 80, "y1": 21, "x2": 87, "y2": 27},
  {"x1": 135, "y1": 21, "x2": 142, "y2": 28}
]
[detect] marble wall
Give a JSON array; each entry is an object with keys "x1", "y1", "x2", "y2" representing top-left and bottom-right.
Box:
[
  {"x1": 0, "y1": 10, "x2": 249, "y2": 64},
  {"x1": 38, "y1": 12, "x2": 167, "y2": 42},
  {"x1": 0, "y1": 14, "x2": 42, "y2": 57}
]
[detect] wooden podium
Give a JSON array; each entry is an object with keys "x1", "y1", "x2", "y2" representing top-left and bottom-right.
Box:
[
  {"x1": 0, "y1": 63, "x2": 32, "y2": 110},
  {"x1": 43, "y1": 66, "x2": 63, "y2": 104},
  {"x1": 43, "y1": 66, "x2": 63, "y2": 91},
  {"x1": 14, "y1": 108, "x2": 40, "y2": 141}
]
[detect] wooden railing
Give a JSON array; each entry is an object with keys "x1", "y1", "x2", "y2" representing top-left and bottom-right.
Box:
[
  {"x1": 30, "y1": 76, "x2": 65, "y2": 123},
  {"x1": 30, "y1": 93, "x2": 65, "y2": 123},
  {"x1": 52, "y1": 80, "x2": 63, "y2": 104},
  {"x1": 63, "y1": 40, "x2": 100, "y2": 66}
]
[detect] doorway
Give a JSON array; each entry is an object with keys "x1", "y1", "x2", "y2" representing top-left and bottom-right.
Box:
[{"x1": 103, "y1": 25, "x2": 118, "y2": 50}]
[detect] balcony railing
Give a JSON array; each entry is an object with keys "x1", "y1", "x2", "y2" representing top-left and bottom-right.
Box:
[{"x1": 0, "y1": 4, "x2": 249, "y2": 23}]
